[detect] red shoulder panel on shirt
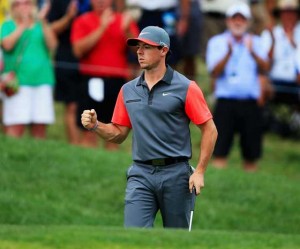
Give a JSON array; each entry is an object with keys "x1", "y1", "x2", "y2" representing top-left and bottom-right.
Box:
[
  {"x1": 185, "y1": 81, "x2": 213, "y2": 125},
  {"x1": 112, "y1": 88, "x2": 132, "y2": 128}
]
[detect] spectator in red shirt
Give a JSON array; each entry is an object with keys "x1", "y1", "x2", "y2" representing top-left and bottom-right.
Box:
[{"x1": 71, "y1": 0, "x2": 139, "y2": 149}]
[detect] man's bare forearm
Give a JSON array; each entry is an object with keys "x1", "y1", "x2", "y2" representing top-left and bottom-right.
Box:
[
  {"x1": 73, "y1": 25, "x2": 106, "y2": 58},
  {"x1": 211, "y1": 50, "x2": 231, "y2": 78},
  {"x1": 1, "y1": 26, "x2": 25, "y2": 51},
  {"x1": 195, "y1": 119, "x2": 218, "y2": 173},
  {"x1": 251, "y1": 50, "x2": 270, "y2": 73},
  {"x1": 93, "y1": 121, "x2": 130, "y2": 144}
]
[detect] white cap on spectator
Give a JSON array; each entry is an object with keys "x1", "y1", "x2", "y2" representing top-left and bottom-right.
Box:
[
  {"x1": 226, "y1": 2, "x2": 251, "y2": 19},
  {"x1": 273, "y1": 0, "x2": 300, "y2": 16},
  {"x1": 276, "y1": 0, "x2": 300, "y2": 11}
]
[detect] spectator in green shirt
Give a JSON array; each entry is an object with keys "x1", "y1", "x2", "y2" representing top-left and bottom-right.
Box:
[{"x1": 0, "y1": 0, "x2": 57, "y2": 138}]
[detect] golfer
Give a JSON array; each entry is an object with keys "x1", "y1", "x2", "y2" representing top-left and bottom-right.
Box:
[{"x1": 81, "y1": 26, "x2": 218, "y2": 228}]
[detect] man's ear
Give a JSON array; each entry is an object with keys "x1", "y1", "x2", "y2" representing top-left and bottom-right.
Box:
[{"x1": 161, "y1": 47, "x2": 169, "y2": 56}]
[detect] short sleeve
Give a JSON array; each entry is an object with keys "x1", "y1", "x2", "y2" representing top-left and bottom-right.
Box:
[
  {"x1": 185, "y1": 81, "x2": 213, "y2": 125},
  {"x1": 252, "y1": 35, "x2": 268, "y2": 61},
  {"x1": 0, "y1": 21, "x2": 15, "y2": 40},
  {"x1": 296, "y1": 46, "x2": 300, "y2": 74},
  {"x1": 206, "y1": 34, "x2": 229, "y2": 73},
  {"x1": 260, "y1": 28, "x2": 276, "y2": 58},
  {"x1": 128, "y1": 19, "x2": 140, "y2": 38},
  {"x1": 70, "y1": 15, "x2": 91, "y2": 43},
  {"x1": 112, "y1": 87, "x2": 132, "y2": 128}
]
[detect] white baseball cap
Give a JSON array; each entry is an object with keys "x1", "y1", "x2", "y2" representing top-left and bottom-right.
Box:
[{"x1": 226, "y1": 2, "x2": 252, "y2": 19}]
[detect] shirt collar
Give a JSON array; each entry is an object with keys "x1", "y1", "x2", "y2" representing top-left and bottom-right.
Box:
[{"x1": 136, "y1": 65, "x2": 174, "y2": 86}]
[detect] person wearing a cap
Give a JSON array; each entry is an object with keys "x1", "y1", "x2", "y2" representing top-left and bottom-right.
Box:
[
  {"x1": 260, "y1": 0, "x2": 300, "y2": 133},
  {"x1": 125, "y1": 0, "x2": 190, "y2": 66},
  {"x1": 206, "y1": 2, "x2": 269, "y2": 171},
  {"x1": 81, "y1": 25, "x2": 218, "y2": 228},
  {"x1": 71, "y1": 0, "x2": 139, "y2": 149}
]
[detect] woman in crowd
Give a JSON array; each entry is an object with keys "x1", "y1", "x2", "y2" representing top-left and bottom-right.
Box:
[{"x1": 0, "y1": 0, "x2": 57, "y2": 138}]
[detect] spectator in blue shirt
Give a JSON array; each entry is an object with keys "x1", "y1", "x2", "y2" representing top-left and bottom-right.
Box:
[{"x1": 206, "y1": 2, "x2": 269, "y2": 171}]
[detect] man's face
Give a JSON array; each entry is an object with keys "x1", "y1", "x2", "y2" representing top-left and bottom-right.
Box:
[
  {"x1": 91, "y1": 0, "x2": 112, "y2": 12},
  {"x1": 12, "y1": 0, "x2": 34, "y2": 16},
  {"x1": 136, "y1": 42, "x2": 165, "y2": 70},
  {"x1": 279, "y1": 10, "x2": 299, "y2": 28},
  {"x1": 227, "y1": 14, "x2": 249, "y2": 37}
]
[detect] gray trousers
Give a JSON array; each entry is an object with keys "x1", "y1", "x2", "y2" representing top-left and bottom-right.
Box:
[{"x1": 124, "y1": 161, "x2": 193, "y2": 228}]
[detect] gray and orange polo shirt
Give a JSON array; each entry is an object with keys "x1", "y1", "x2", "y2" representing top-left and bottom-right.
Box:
[{"x1": 112, "y1": 66, "x2": 212, "y2": 161}]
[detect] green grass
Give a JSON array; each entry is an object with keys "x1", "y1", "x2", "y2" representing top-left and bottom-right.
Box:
[
  {"x1": 0, "y1": 225, "x2": 300, "y2": 249},
  {"x1": 0, "y1": 130, "x2": 300, "y2": 248},
  {"x1": 1, "y1": 63, "x2": 300, "y2": 248}
]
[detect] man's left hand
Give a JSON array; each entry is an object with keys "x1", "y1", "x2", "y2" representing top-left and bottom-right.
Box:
[{"x1": 189, "y1": 171, "x2": 204, "y2": 195}]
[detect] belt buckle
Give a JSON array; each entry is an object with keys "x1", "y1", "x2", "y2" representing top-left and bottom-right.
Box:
[{"x1": 152, "y1": 158, "x2": 165, "y2": 166}]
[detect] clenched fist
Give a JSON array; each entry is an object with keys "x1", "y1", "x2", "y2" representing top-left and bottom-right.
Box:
[{"x1": 81, "y1": 109, "x2": 98, "y2": 131}]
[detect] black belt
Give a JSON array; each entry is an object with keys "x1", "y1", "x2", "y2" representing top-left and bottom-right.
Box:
[{"x1": 134, "y1": 157, "x2": 188, "y2": 166}]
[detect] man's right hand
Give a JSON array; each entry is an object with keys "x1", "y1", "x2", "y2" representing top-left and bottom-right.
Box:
[
  {"x1": 66, "y1": 0, "x2": 78, "y2": 20},
  {"x1": 100, "y1": 8, "x2": 115, "y2": 30},
  {"x1": 81, "y1": 109, "x2": 98, "y2": 130}
]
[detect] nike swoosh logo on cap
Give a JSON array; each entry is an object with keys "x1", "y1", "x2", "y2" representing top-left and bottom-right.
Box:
[{"x1": 140, "y1": 32, "x2": 150, "y2": 36}]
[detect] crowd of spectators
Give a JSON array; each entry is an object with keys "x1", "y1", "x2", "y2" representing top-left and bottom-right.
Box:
[{"x1": 0, "y1": 0, "x2": 299, "y2": 157}]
